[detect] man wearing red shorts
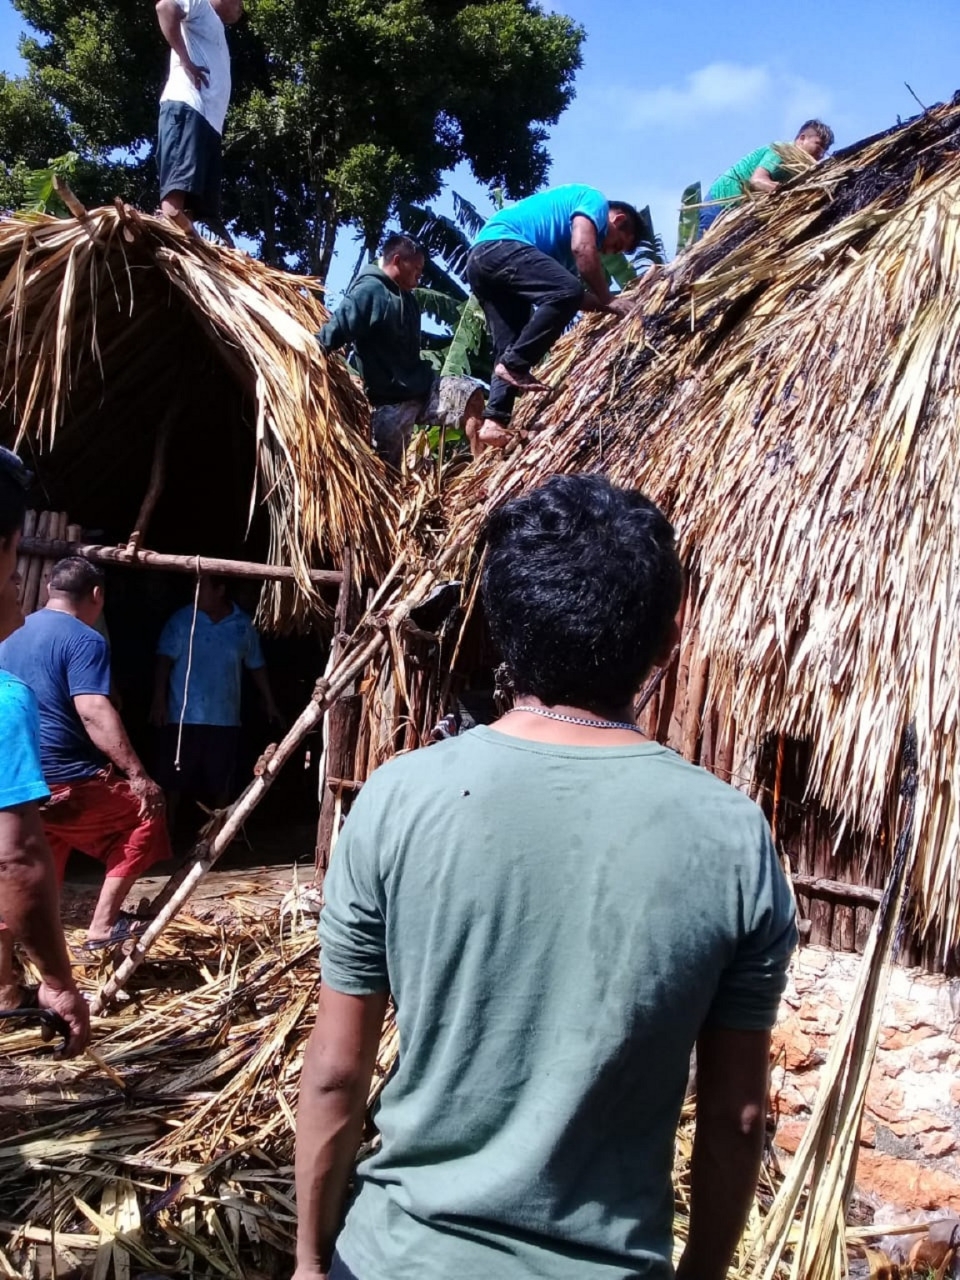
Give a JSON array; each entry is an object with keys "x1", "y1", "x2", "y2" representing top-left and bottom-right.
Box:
[{"x1": 0, "y1": 557, "x2": 170, "y2": 949}]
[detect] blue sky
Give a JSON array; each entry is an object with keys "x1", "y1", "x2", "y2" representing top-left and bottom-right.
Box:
[{"x1": 2, "y1": 0, "x2": 958, "y2": 302}]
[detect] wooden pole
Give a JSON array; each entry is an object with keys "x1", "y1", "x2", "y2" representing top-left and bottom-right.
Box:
[
  {"x1": 18, "y1": 538, "x2": 343, "y2": 586},
  {"x1": 315, "y1": 547, "x2": 360, "y2": 881},
  {"x1": 126, "y1": 411, "x2": 175, "y2": 556},
  {"x1": 38, "y1": 512, "x2": 67, "y2": 606},
  {"x1": 21, "y1": 512, "x2": 51, "y2": 614},
  {"x1": 15, "y1": 509, "x2": 37, "y2": 585}
]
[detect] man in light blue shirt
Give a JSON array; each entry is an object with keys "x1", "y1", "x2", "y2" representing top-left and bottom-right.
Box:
[
  {"x1": 150, "y1": 576, "x2": 281, "y2": 811},
  {"x1": 465, "y1": 185, "x2": 641, "y2": 449}
]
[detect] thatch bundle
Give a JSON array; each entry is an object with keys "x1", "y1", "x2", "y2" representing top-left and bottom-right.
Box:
[{"x1": 0, "y1": 205, "x2": 398, "y2": 627}]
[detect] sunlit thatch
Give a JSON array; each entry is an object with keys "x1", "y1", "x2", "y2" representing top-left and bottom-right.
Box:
[
  {"x1": 354, "y1": 94, "x2": 960, "y2": 958},
  {"x1": 0, "y1": 205, "x2": 398, "y2": 627}
]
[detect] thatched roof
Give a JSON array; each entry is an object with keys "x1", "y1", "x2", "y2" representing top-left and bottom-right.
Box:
[
  {"x1": 361, "y1": 95, "x2": 960, "y2": 955},
  {"x1": 0, "y1": 204, "x2": 397, "y2": 626}
]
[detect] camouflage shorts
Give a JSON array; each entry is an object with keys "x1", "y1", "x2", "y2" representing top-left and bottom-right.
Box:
[{"x1": 371, "y1": 375, "x2": 483, "y2": 469}]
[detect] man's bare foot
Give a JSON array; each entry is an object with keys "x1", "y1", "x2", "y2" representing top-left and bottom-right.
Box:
[
  {"x1": 493, "y1": 363, "x2": 550, "y2": 394},
  {"x1": 0, "y1": 980, "x2": 32, "y2": 1009},
  {"x1": 477, "y1": 419, "x2": 515, "y2": 450}
]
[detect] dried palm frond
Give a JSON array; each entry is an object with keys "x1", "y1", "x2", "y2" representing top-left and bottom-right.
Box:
[{"x1": 0, "y1": 206, "x2": 399, "y2": 629}]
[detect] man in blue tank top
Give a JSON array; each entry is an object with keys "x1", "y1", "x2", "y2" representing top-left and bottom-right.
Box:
[{"x1": 465, "y1": 185, "x2": 641, "y2": 450}]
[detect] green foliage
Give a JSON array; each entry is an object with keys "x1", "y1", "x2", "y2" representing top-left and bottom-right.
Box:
[
  {"x1": 677, "y1": 181, "x2": 702, "y2": 254},
  {"x1": 442, "y1": 294, "x2": 487, "y2": 377},
  {"x1": 0, "y1": 0, "x2": 583, "y2": 274}
]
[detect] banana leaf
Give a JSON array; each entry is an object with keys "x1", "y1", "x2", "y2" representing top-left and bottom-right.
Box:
[{"x1": 677, "y1": 182, "x2": 701, "y2": 254}]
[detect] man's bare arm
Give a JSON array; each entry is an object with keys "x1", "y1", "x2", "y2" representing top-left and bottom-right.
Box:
[
  {"x1": 570, "y1": 214, "x2": 613, "y2": 308},
  {"x1": 294, "y1": 983, "x2": 389, "y2": 1280},
  {"x1": 748, "y1": 166, "x2": 780, "y2": 194},
  {"x1": 676, "y1": 1027, "x2": 770, "y2": 1280},
  {"x1": 155, "y1": 0, "x2": 209, "y2": 89},
  {"x1": 73, "y1": 694, "x2": 164, "y2": 817},
  {"x1": 250, "y1": 666, "x2": 282, "y2": 724},
  {"x1": 0, "y1": 804, "x2": 90, "y2": 1054}
]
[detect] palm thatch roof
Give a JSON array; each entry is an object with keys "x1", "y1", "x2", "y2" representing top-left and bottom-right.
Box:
[
  {"x1": 341, "y1": 93, "x2": 960, "y2": 959},
  {"x1": 0, "y1": 204, "x2": 397, "y2": 627}
]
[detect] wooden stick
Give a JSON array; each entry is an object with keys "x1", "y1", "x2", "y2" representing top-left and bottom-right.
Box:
[
  {"x1": 38, "y1": 511, "x2": 67, "y2": 605},
  {"x1": 21, "y1": 511, "x2": 51, "y2": 614},
  {"x1": 316, "y1": 545, "x2": 357, "y2": 878},
  {"x1": 15, "y1": 508, "x2": 37, "y2": 584},
  {"x1": 18, "y1": 538, "x2": 342, "y2": 586},
  {"x1": 90, "y1": 545, "x2": 458, "y2": 1014},
  {"x1": 126, "y1": 411, "x2": 175, "y2": 556},
  {"x1": 791, "y1": 875, "x2": 882, "y2": 907}
]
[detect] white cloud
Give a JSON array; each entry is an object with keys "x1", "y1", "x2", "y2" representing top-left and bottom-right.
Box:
[
  {"x1": 778, "y1": 75, "x2": 835, "y2": 133},
  {"x1": 616, "y1": 62, "x2": 773, "y2": 128},
  {"x1": 601, "y1": 63, "x2": 835, "y2": 137}
]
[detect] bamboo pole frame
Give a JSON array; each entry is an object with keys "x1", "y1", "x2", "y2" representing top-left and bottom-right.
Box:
[{"x1": 18, "y1": 538, "x2": 343, "y2": 586}]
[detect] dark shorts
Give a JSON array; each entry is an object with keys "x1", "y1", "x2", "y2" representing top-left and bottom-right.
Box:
[
  {"x1": 157, "y1": 100, "x2": 223, "y2": 219},
  {"x1": 153, "y1": 724, "x2": 240, "y2": 803},
  {"x1": 328, "y1": 1255, "x2": 359, "y2": 1280}
]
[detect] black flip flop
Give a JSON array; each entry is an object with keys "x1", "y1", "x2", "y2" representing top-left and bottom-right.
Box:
[{"x1": 81, "y1": 914, "x2": 149, "y2": 952}]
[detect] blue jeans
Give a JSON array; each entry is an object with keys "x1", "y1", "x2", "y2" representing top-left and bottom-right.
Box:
[{"x1": 698, "y1": 202, "x2": 727, "y2": 238}]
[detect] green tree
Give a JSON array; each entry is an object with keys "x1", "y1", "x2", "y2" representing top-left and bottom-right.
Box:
[{"x1": 0, "y1": 0, "x2": 584, "y2": 279}]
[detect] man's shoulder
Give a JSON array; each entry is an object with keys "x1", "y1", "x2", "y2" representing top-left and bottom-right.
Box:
[
  {"x1": 650, "y1": 747, "x2": 768, "y2": 830},
  {"x1": 356, "y1": 734, "x2": 469, "y2": 796}
]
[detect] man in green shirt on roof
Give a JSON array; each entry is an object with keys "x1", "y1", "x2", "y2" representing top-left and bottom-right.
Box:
[{"x1": 699, "y1": 118, "x2": 834, "y2": 237}]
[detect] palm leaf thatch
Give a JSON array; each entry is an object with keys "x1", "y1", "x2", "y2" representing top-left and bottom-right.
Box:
[
  {"x1": 342, "y1": 94, "x2": 960, "y2": 960},
  {"x1": 0, "y1": 204, "x2": 398, "y2": 628}
]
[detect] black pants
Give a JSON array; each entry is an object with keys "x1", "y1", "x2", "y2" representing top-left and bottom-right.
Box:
[{"x1": 466, "y1": 240, "x2": 583, "y2": 423}]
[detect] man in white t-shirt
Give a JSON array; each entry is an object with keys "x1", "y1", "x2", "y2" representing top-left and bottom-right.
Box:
[{"x1": 155, "y1": 0, "x2": 242, "y2": 241}]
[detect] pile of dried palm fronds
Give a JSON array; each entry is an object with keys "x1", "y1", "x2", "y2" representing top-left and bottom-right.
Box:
[
  {"x1": 0, "y1": 872, "x2": 399, "y2": 1277},
  {"x1": 0, "y1": 206, "x2": 398, "y2": 627}
]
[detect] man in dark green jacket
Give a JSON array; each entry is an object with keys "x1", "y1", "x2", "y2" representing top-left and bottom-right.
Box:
[{"x1": 318, "y1": 234, "x2": 483, "y2": 470}]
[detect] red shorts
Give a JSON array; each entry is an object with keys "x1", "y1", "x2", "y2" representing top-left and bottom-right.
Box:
[{"x1": 41, "y1": 769, "x2": 171, "y2": 882}]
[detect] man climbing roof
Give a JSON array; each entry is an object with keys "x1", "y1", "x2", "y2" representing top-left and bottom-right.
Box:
[
  {"x1": 464, "y1": 185, "x2": 641, "y2": 452},
  {"x1": 317, "y1": 233, "x2": 484, "y2": 471},
  {"x1": 699, "y1": 119, "x2": 835, "y2": 238}
]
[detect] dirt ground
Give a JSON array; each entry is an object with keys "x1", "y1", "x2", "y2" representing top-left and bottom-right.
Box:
[{"x1": 55, "y1": 817, "x2": 319, "y2": 931}]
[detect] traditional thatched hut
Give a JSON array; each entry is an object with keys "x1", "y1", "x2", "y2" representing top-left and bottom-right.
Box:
[
  {"x1": 0, "y1": 203, "x2": 397, "y2": 630},
  {"x1": 331, "y1": 94, "x2": 960, "y2": 970},
  {"x1": 5, "y1": 99, "x2": 960, "y2": 1280}
]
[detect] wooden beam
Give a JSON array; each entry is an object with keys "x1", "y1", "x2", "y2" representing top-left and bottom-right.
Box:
[
  {"x1": 18, "y1": 538, "x2": 342, "y2": 586},
  {"x1": 791, "y1": 874, "x2": 883, "y2": 908},
  {"x1": 126, "y1": 409, "x2": 175, "y2": 556}
]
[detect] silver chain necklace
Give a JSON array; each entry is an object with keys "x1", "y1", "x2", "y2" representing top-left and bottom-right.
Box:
[{"x1": 511, "y1": 705, "x2": 646, "y2": 734}]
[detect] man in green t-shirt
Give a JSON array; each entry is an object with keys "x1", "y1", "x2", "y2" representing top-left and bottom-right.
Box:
[
  {"x1": 294, "y1": 475, "x2": 797, "y2": 1280},
  {"x1": 700, "y1": 118, "x2": 834, "y2": 237}
]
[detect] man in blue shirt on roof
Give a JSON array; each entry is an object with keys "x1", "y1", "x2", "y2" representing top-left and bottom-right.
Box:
[{"x1": 465, "y1": 184, "x2": 641, "y2": 451}]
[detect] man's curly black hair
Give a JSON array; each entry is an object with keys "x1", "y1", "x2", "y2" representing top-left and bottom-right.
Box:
[{"x1": 481, "y1": 474, "x2": 683, "y2": 713}]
